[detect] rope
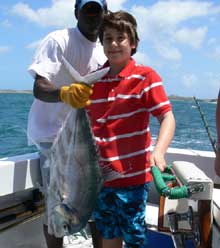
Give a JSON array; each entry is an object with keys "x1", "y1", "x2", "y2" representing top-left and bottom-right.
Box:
[{"x1": 151, "y1": 165, "x2": 189, "y2": 199}]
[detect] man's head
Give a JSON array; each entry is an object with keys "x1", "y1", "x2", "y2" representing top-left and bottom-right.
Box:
[{"x1": 75, "y1": 0, "x2": 108, "y2": 41}]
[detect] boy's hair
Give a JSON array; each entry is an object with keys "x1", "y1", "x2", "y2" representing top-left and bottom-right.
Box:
[{"x1": 99, "y1": 10, "x2": 139, "y2": 55}]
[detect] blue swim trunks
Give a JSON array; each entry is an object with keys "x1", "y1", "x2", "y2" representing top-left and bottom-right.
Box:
[{"x1": 93, "y1": 183, "x2": 149, "y2": 248}]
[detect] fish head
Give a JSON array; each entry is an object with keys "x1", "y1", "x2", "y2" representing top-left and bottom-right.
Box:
[{"x1": 50, "y1": 203, "x2": 85, "y2": 237}]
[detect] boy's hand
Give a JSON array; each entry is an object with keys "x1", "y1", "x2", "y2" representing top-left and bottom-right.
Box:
[
  {"x1": 150, "y1": 150, "x2": 166, "y2": 172},
  {"x1": 60, "y1": 83, "x2": 93, "y2": 108},
  {"x1": 215, "y1": 151, "x2": 220, "y2": 177}
]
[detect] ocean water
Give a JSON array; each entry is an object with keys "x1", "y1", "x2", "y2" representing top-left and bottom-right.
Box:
[{"x1": 0, "y1": 93, "x2": 217, "y2": 159}]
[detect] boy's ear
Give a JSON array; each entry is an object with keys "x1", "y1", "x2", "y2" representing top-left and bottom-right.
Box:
[{"x1": 131, "y1": 44, "x2": 136, "y2": 49}]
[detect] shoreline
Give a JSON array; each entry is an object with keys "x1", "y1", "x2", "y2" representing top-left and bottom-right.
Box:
[
  {"x1": 0, "y1": 90, "x2": 32, "y2": 94},
  {"x1": 0, "y1": 90, "x2": 217, "y2": 102}
]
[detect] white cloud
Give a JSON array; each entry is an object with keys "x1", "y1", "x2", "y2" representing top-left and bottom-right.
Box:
[
  {"x1": 131, "y1": 1, "x2": 212, "y2": 37},
  {"x1": 146, "y1": 0, "x2": 212, "y2": 25},
  {"x1": 107, "y1": 0, "x2": 127, "y2": 11},
  {"x1": 209, "y1": 4, "x2": 220, "y2": 15},
  {"x1": 208, "y1": 45, "x2": 220, "y2": 61},
  {"x1": 154, "y1": 42, "x2": 182, "y2": 60},
  {"x1": 1, "y1": 19, "x2": 12, "y2": 28},
  {"x1": 131, "y1": 1, "x2": 217, "y2": 60},
  {"x1": 11, "y1": 0, "x2": 76, "y2": 28},
  {"x1": 182, "y1": 73, "x2": 198, "y2": 89},
  {"x1": 212, "y1": 46, "x2": 220, "y2": 60},
  {"x1": 11, "y1": 0, "x2": 127, "y2": 28},
  {"x1": 207, "y1": 38, "x2": 220, "y2": 60},
  {"x1": 26, "y1": 39, "x2": 43, "y2": 50},
  {"x1": 133, "y1": 52, "x2": 150, "y2": 65},
  {"x1": 207, "y1": 37, "x2": 217, "y2": 46},
  {"x1": 9, "y1": 1, "x2": 220, "y2": 71},
  {"x1": 174, "y1": 27, "x2": 207, "y2": 49},
  {"x1": 0, "y1": 46, "x2": 10, "y2": 54},
  {"x1": 202, "y1": 72, "x2": 220, "y2": 98}
]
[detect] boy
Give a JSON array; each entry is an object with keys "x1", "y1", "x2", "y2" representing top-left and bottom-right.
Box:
[{"x1": 87, "y1": 10, "x2": 175, "y2": 248}]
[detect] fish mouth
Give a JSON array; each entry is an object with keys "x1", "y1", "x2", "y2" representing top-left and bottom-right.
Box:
[
  {"x1": 53, "y1": 203, "x2": 83, "y2": 235},
  {"x1": 108, "y1": 51, "x2": 121, "y2": 55}
]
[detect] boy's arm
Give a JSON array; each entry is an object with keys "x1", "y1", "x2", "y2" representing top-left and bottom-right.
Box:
[
  {"x1": 216, "y1": 95, "x2": 220, "y2": 145},
  {"x1": 215, "y1": 94, "x2": 220, "y2": 176},
  {"x1": 150, "y1": 111, "x2": 175, "y2": 171}
]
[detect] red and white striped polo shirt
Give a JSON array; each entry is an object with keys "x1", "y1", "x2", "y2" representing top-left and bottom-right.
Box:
[{"x1": 87, "y1": 58, "x2": 172, "y2": 187}]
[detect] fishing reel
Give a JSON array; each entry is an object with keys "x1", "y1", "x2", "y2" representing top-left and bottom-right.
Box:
[
  {"x1": 167, "y1": 206, "x2": 201, "y2": 247},
  {"x1": 151, "y1": 161, "x2": 213, "y2": 248},
  {"x1": 151, "y1": 164, "x2": 205, "y2": 199}
]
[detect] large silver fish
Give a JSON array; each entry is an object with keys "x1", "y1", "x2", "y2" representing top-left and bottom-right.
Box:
[
  {"x1": 46, "y1": 108, "x2": 102, "y2": 237},
  {"x1": 44, "y1": 59, "x2": 110, "y2": 237}
]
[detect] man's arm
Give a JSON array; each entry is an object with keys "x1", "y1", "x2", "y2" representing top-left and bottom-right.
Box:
[
  {"x1": 33, "y1": 74, "x2": 93, "y2": 108},
  {"x1": 150, "y1": 111, "x2": 175, "y2": 171},
  {"x1": 215, "y1": 93, "x2": 220, "y2": 176},
  {"x1": 216, "y1": 96, "x2": 220, "y2": 146},
  {"x1": 33, "y1": 74, "x2": 61, "y2": 102}
]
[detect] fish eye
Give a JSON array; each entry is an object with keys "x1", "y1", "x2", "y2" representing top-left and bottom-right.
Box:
[
  {"x1": 63, "y1": 223, "x2": 69, "y2": 231},
  {"x1": 72, "y1": 215, "x2": 80, "y2": 224}
]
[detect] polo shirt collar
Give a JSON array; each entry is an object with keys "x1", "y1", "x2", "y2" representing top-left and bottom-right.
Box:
[
  {"x1": 102, "y1": 58, "x2": 136, "y2": 78},
  {"x1": 118, "y1": 58, "x2": 136, "y2": 77}
]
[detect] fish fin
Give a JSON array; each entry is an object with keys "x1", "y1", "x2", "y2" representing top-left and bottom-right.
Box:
[
  {"x1": 62, "y1": 56, "x2": 83, "y2": 82},
  {"x1": 101, "y1": 164, "x2": 132, "y2": 182},
  {"x1": 62, "y1": 56, "x2": 109, "y2": 85},
  {"x1": 83, "y1": 67, "x2": 110, "y2": 84}
]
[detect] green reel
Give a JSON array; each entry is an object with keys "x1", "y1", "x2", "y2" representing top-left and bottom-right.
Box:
[{"x1": 151, "y1": 165, "x2": 189, "y2": 199}]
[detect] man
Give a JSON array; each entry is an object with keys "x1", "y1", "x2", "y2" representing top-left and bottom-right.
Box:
[
  {"x1": 27, "y1": 1, "x2": 107, "y2": 247},
  {"x1": 215, "y1": 89, "x2": 220, "y2": 176}
]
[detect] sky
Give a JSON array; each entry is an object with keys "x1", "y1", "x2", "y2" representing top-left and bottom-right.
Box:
[{"x1": 0, "y1": 0, "x2": 220, "y2": 99}]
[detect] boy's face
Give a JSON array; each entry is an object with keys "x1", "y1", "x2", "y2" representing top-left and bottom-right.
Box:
[{"x1": 103, "y1": 27, "x2": 136, "y2": 66}]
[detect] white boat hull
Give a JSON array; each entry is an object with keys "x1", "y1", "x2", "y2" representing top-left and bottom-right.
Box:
[{"x1": 0, "y1": 147, "x2": 219, "y2": 247}]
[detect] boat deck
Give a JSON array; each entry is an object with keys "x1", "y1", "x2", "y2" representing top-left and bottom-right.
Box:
[{"x1": 0, "y1": 148, "x2": 220, "y2": 247}]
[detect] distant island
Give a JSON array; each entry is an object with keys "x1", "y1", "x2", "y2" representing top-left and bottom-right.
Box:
[
  {"x1": 0, "y1": 89, "x2": 32, "y2": 94},
  {"x1": 0, "y1": 90, "x2": 217, "y2": 102},
  {"x1": 168, "y1": 94, "x2": 217, "y2": 103}
]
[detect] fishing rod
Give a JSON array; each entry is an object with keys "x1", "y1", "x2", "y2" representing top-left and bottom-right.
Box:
[
  {"x1": 193, "y1": 97, "x2": 216, "y2": 153},
  {"x1": 193, "y1": 97, "x2": 220, "y2": 189}
]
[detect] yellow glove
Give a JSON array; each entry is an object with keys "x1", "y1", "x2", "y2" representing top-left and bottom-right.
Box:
[{"x1": 60, "y1": 83, "x2": 93, "y2": 108}]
